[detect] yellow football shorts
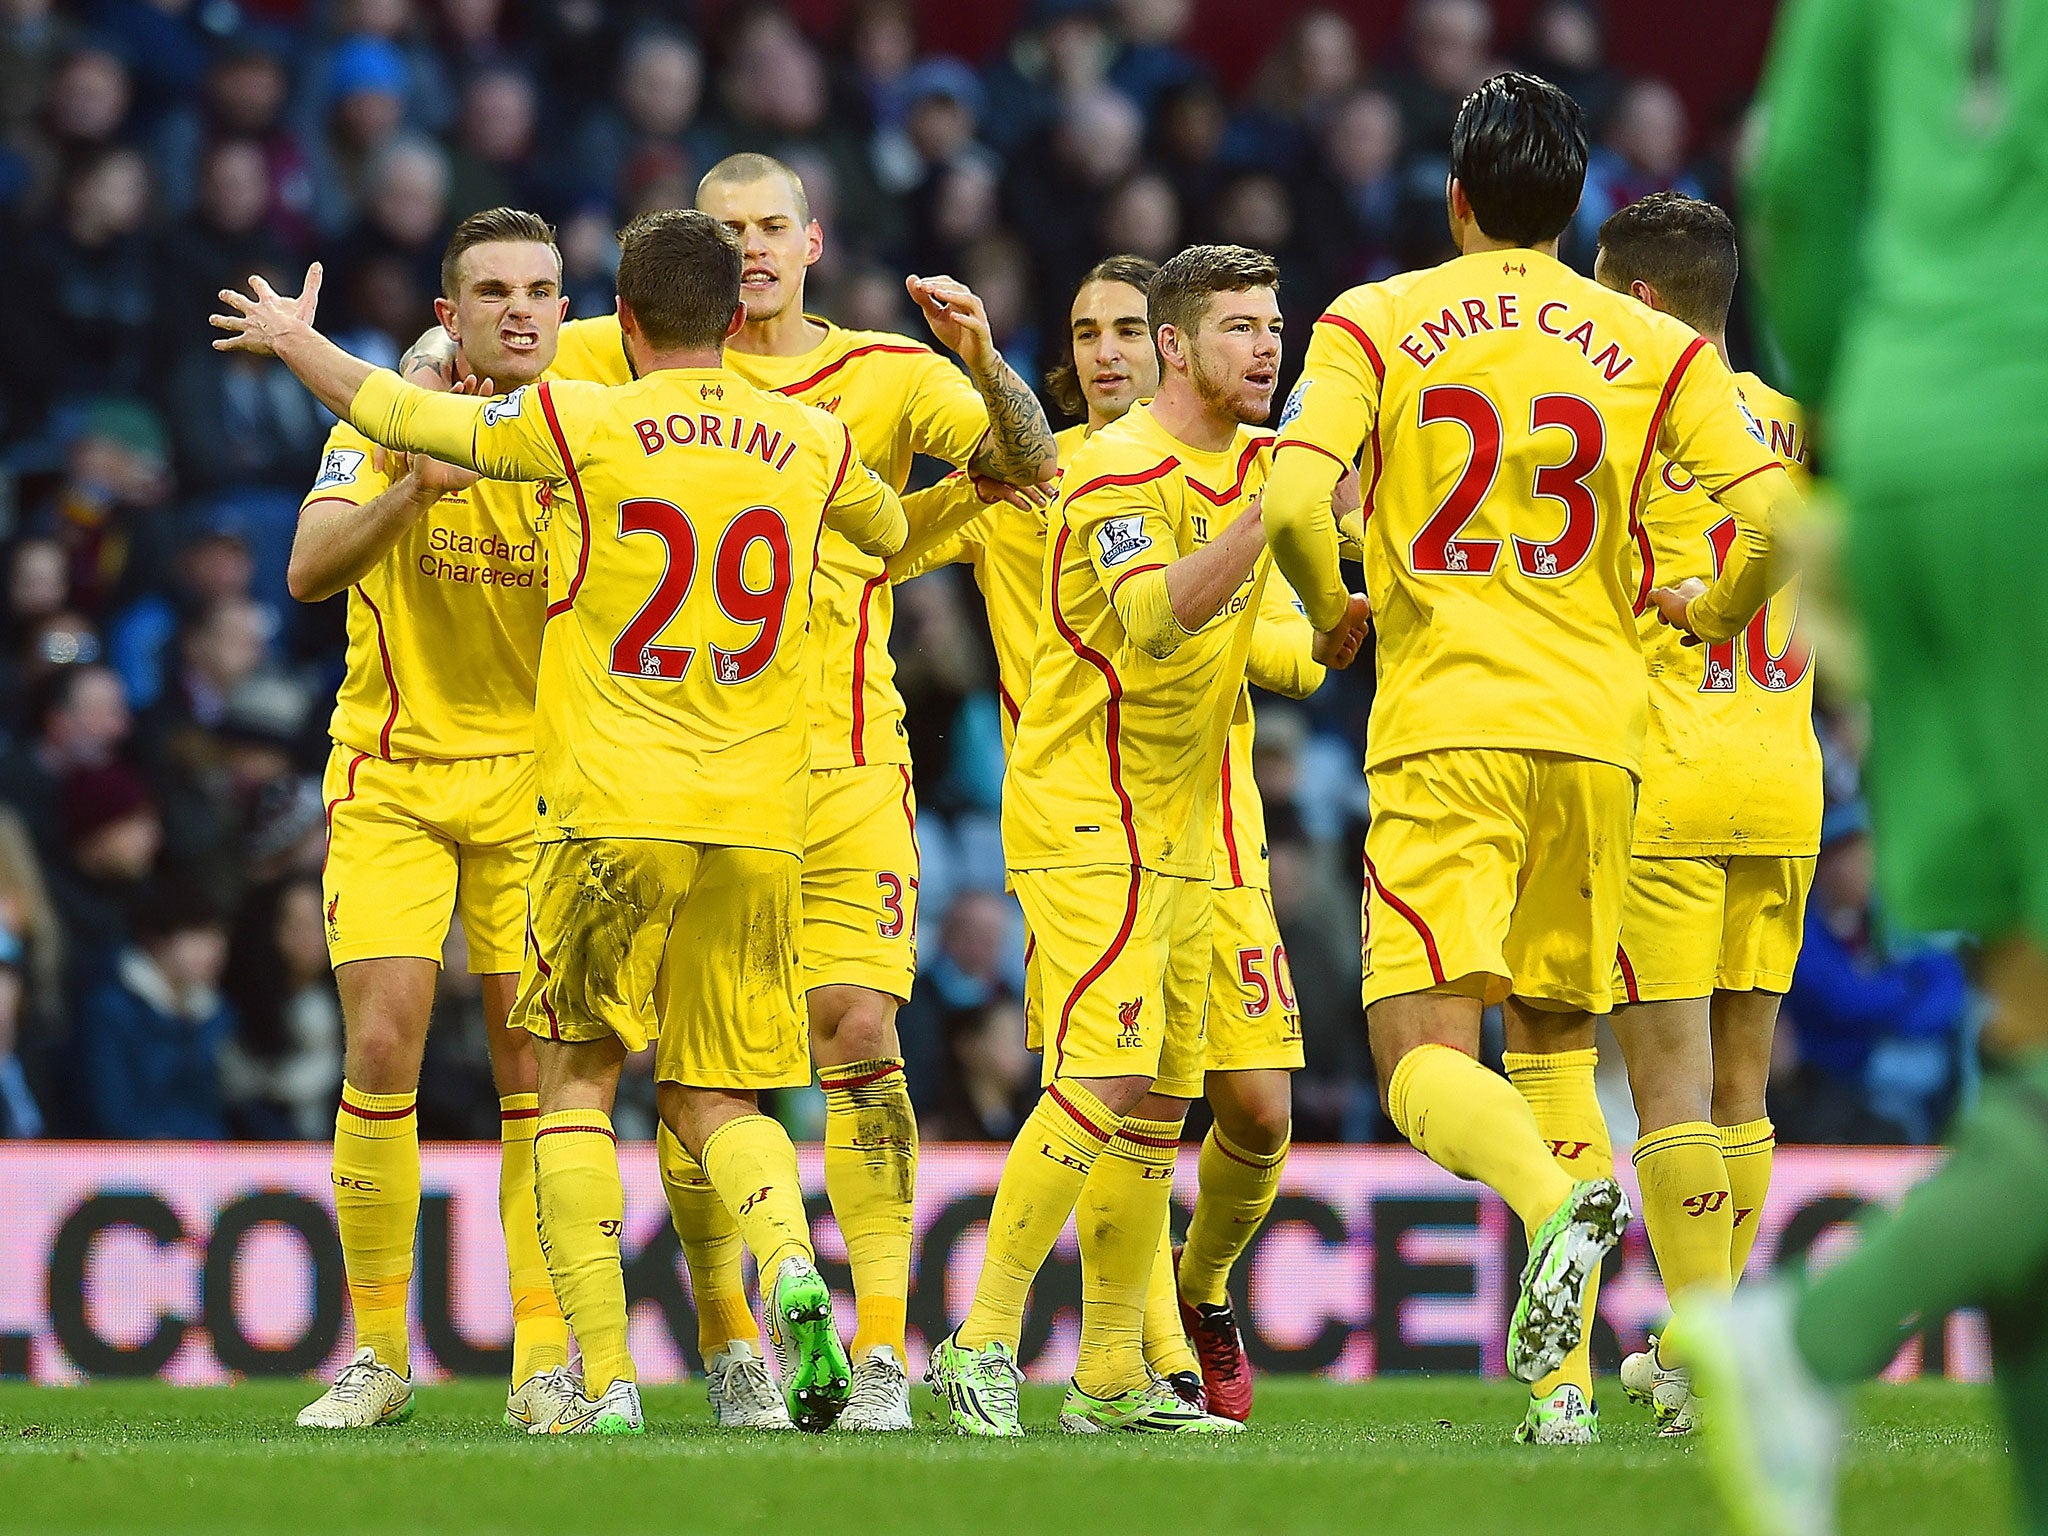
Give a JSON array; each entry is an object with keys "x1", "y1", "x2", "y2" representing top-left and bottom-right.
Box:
[
  {"x1": 802, "y1": 763, "x2": 920, "y2": 1000},
  {"x1": 1205, "y1": 882, "x2": 1305, "y2": 1072},
  {"x1": 320, "y1": 745, "x2": 533, "y2": 974},
  {"x1": 1014, "y1": 864, "x2": 1211, "y2": 1099},
  {"x1": 1615, "y1": 853, "x2": 1816, "y2": 1001},
  {"x1": 515, "y1": 837, "x2": 808, "y2": 1091},
  {"x1": 1362, "y1": 749, "x2": 1636, "y2": 1012}
]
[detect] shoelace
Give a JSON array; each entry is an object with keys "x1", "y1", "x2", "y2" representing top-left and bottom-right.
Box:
[
  {"x1": 1191, "y1": 1310, "x2": 1248, "y2": 1382},
  {"x1": 326, "y1": 1361, "x2": 383, "y2": 1405},
  {"x1": 721, "y1": 1353, "x2": 781, "y2": 1412},
  {"x1": 847, "y1": 1356, "x2": 905, "y2": 1414},
  {"x1": 960, "y1": 1351, "x2": 1022, "y2": 1420}
]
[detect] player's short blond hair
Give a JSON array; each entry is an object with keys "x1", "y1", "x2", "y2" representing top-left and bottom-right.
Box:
[
  {"x1": 696, "y1": 152, "x2": 810, "y2": 223},
  {"x1": 440, "y1": 207, "x2": 561, "y2": 299}
]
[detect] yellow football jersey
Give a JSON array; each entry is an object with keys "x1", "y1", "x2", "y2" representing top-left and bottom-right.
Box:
[
  {"x1": 1005, "y1": 407, "x2": 1273, "y2": 881},
  {"x1": 301, "y1": 423, "x2": 545, "y2": 761},
  {"x1": 1218, "y1": 576, "x2": 1324, "y2": 891},
  {"x1": 345, "y1": 366, "x2": 905, "y2": 854},
  {"x1": 1631, "y1": 372, "x2": 1821, "y2": 854},
  {"x1": 1268, "y1": 249, "x2": 1782, "y2": 775},
  {"x1": 552, "y1": 314, "x2": 990, "y2": 770}
]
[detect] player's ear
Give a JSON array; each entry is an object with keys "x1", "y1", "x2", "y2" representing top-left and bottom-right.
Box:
[
  {"x1": 1631, "y1": 279, "x2": 1660, "y2": 311},
  {"x1": 805, "y1": 219, "x2": 824, "y2": 268},
  {"x1": 432, "y1": 294, "x2": 458, "y2": 338},
  {"x1": 727, "y1": 303, "x2": 746, "y2": 339},
  {"x1": 617, "y1": 296, "x2": 636, "y2": 339}
]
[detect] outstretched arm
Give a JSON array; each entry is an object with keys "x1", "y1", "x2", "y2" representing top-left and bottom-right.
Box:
[{"x1": 907, "y1": 274, "x2": 1058, "y2": 488}]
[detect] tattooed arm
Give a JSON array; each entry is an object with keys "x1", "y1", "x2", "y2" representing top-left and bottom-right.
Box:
[
  {"x1": 397, "y1": 324, "x2": 458, "y2": 388},
  {"x1": 906, "y1": 274, "x2": 1058, "y2": 488}
]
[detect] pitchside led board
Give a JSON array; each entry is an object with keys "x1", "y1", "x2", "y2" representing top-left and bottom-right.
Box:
[{"x1": 0, "y1": 1144, "x2": 1987, "y2": 1385}]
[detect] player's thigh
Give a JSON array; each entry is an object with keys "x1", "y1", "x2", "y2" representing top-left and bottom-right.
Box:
[
  {"x1": 801, "y1": 764, "x2": 920, "y2": 1002},
  {"x1": 516, "y1": 836, "x2": 675, "y2": 1051},
  {"x1": 1205, "y1": 884, "x2": 1305, "y2": 1074},
  {"x1": 1850, "y1": 481, "x2": 2048, "y2": 939},
  {"x1": 1502, "y1": 754, "x2": 1635, "y2": 1012},
  {"x1": 447, "y1": 753, "x2": 538, "y2": 978},
  {"x1": 1014, "y1": 864, "x2": 1175, "y2": 1086},
  {"x1": 1361, "y1": 750, "x2": 1530, "y2": 1010},
  {"x1": 1153, "y1": 876, "x2": 1216, "y2": 1101},
  {"x1": 1718, "y1": 855, "x2": 1815, "y2": 995},
  {"x1": 321, "y1": 747, "x2": 459, "y2": 968},
  {"x1": 654, "y1": 846, "x2": 809, "y2": 1091},
  {"x1": 1614, "y1": 855, "x2": 1727, "y2": 1004}
]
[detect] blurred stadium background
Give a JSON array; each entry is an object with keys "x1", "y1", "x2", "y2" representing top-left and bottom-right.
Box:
[{"x1": 0, "y1": 0, "x2": 1984, "y2": 1388}]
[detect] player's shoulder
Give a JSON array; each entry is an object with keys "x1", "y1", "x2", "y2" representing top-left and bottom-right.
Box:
[
  {"x1": 1052, "y1": 422, "x2": 1091, "y2": 465},
  {"x1": 1552, "y1": 263, "x2": 1710, "y2": 365},
  {"x1": 1735, "y1": 371, "x2": 1803, "y2": 428},
  {"x1": 1064, "y1": 406, "x2": 1177, "y2": 496},
  {"x1": 547, "y1": 314, "x2": 629, "y2": 385},
  {"x1": 813, "y1": 318, "x2": 944, "y2": 376},
  {"x1": 306, "y1": 421, "x2": 378, "y2": 499}
]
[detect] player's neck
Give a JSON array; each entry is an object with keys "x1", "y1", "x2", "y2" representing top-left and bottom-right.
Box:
[
  {"x1": 1703, "y1": 331, "x2": 1731, "y2": 366},
  {"x1": 728, "y1": 300, "x2": 828, "y2": 358},
  {"x1": 1146, "y1": 379, "x2": 1236, "y2": 454},
  {"x1": 628, "y1": 340, "x2": 726, "y2": 374},
  {"x1": 1458, "y1": 231, "x2": 1562, "y2": 261}
]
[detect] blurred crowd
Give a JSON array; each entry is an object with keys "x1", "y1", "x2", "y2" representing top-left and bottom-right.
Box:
[{"x1": 0, "y1": 0, "x2": 1976, "y2": 1146}]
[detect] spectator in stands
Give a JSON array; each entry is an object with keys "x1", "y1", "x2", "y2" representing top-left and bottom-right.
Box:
[
  {"x1": 1107, "y1": 0, "x2": 1203, "y2": 115},
  {"x1": 0, "y1": 918, "x2": 41, "y2": 1137},
  {"x1": 1150, "y1": 77, "x2": 1230, "y2": 237},
  {"x1": 1234, "y1": 8, "x2": 1366, "y2": 173},
  {"x1": 0, "y1": 662, "x2": 129, "y2": 865},
  {"x1": 981, "y1": 0, "x2": 1114, "y2": 157},
  {"x1": 445, "y1": 65, "x2": 541, "y2": 218},
  {"x1": 326, "y1": 132, "x2": 450, "y2": 356},
  {"x1": 150, "y1": 40, "x2": 313, "y2": 244},
  {"x1": 0, "y1": 1, "x2": 79, "y2": 147},
  {"x1": 32, "y1": 44, "x2": 129, "y2": 198},
  {"x1": 106, "y1": 527, "x2": 259, "y2": 712},
  {"x1": 1008, "y1": 83, "x2": 1146, "y2": 361},
  {"x1": 31, "y1": 397, "x2": 174, "y2": 619},
  {"x1": 891, "y1": 55, "x2": 992, "y2": 203},
  {"x1": 1783, "y1": 802, "x2": 1975, "y2": 1143},
  {"x1": 1385, "y1": 0, "x2": 1500, "y2": 158},
  {"x1": 569, "y1": 27, "x2": 712, "y2": 215},
  {"x1": 75, "y1": 880, "x2": 234, "y2": 1139},
  {"x1": 838, "y1": 0, "x2": 920, "y2": 139},
  {"x1": 220, "y1": 874, "x2": 340, "y2": 1139},
  {"x1": 557, "y1": 202, "x2": 620, "y2": 319},
  {"x1": 910, "y1": 890, "x2": 1034, "y2": 1138},
  {"x1": 0, "y1": 536, "x2": 71, "y2": 724},
  {"x1": 1300, "y1": 88, "x2": 1438, "y2": 290},
  {"x1": 0, "y1": 809, "x2": 61, "y2": 1115},
  {"x1": 1568, "y1": 77, "x2": 1705, "y2": 267},
  {"x1": 155, "y1": 137, "x2": 296, "y2": 365},
  {"x1": 1517, "y1": 0, "x2": 1621, "y2": 133},
  {"x1": 53, "y1": 759, "x2": 159, "y2": 1003},
  {"x1": 307, "y1": 34, "x2": 411, "y2": 236}
]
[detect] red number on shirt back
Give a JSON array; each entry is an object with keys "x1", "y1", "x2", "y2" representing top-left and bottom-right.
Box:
[
  {"x1": 1703, "y1": 515, "x2": 1811, "y2": 693},
  {"x1": 1411, "y1": 386, "x2": 1606, "y2": 578},
  {"x1": 608, "y1": 500, "x2": 793, "y2": 684}
]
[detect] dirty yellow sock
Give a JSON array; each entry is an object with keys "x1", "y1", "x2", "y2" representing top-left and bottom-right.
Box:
[
  {"x1": 534, "y1": 1110, "x2": 633, "y2": 1395},
  {"x1": 1074, "y1": 1113, "x2": 1180, "y2": 1397},
  {"x1": 1387, "y1": 1044, "x2": 1575, "y2": 1228},
  {"x1": 820, "y1": 1058, "x2": 917, "y2": 1365},
  {"x1": 1504, "y1": 1049, "x2": 1612, "y2": 1401},
  {"x1": 1720, "y1": 1116, "x2": 1776, "y2": 1281},
  {"x1": 657, "y1": 1123, "x2": 757, "y2": 1358},
  {"x1": 700, "y1": 1114, "x2": 812, "y2": 1283},
  {"x1": 1179, "y1": 1125, "x2": 1287, "y2": 1308},
  {"x1": 1141, "y1": 1219, "x2": 1199, "y2": 1378},
  {"x1": 958, "y1": 1082, "x2": 1120, "y2": 1353},
  {"x1": 499, "y1": 1093, "x2": 567, "y2": 1381},
  {"x1": 334, "y1": 1082, "x2": 418, "y2": 1375}
]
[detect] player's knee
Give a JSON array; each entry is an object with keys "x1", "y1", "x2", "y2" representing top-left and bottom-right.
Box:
[{"x1": 809, "y1": 986, "x2": 897, "y2": 1058}]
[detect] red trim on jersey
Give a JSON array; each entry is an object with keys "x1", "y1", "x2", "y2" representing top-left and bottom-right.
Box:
[
  {"x1": 1107, "y1": 561, "x2": 1166, "y2": 599},
  {"x1": 1364, "y1": 850, "x2": 1445, "y2": 985},
  {"x1": 898, "y1": 760, "x2": 922, "y2": 909},
  {"x1": 774, "y1": 342, "x2": 928, "y2": 400},
  {"x1": 526, "y1": 915, "x2": 560, "y2": 1041},
  {"x1": 1064, "y1": 458, "x2": 1179, "y2": 506},
  {"x1": 1046, "y1": 525, "x2": 1141, "y2": 867},
  {"x1": 1629, "y1": 337, "x2": 1708, "y2": 614},
  {"x1": 1616, "y1": 945, "x2": 1642, "y2": 1005},
  {"x1": 1275, "y1": 438, "x2": 1347, "y2": 468},
  {"x1": 536, "y1": 1122, "x2": 616, "y2": 1144},
  {"x1": 340, "y1": 1097, "x2": 415, "y2": 1123},
  {"x1": 1716, "y1": 460, "x2": 1785, "y2": 496},
  {"x1": 997, "y1": 683, "x2": 1020, "y2": 727},
  {"x1": 1315, "y1": 313, "x2": 1387, "y2": 381},
  {"x1": 821, "y1": 1061, "x2": 904, "y2": 1091},
  {"x1": 1046, "y1": 1082, "x2": 1112, "y2": 1143},
  {"x1": 351, "y1": 588, "x2": 402, "y2": 759},
  {"x1": 849, "y1": 572, "x2": 888, "y2": 765},
  {"x1": 539, "y1": 382, "x2": 592, "y2": 620},
  {"x1": 1363, "y1": 419, "x2": 1383, "y2": 521},
  {"x1": 322, "y1": 751, "x2": 370, "y2": 858},
  {"x1": 1185, "y1": 437, "x2": 1270, "y2": 507},
  {"x1": 1219, "y1": 750, "x2": 1244, "y2": 886},
  {"x1": 1051, "y1": 866, "x2": 1142, "y2": 1078}
]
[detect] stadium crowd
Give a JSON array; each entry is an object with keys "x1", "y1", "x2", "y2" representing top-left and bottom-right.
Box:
[{"x1": 0, "y1": 0, "x2": 1975, "y2": 1145}]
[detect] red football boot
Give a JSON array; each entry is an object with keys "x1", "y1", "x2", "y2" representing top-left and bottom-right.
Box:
[{"x1": 1174, "y1": 1245, "x2": 1253, "y2": 1421}]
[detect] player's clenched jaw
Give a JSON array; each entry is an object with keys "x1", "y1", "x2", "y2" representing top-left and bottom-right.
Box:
[
  {"x1": 435, "y1": 211, "x2": 569, "y2": 389},
  {"x1": 695, "y1": 162, "x2": 822, "y2": 328}
]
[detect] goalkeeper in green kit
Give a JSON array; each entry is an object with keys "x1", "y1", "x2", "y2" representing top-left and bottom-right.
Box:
[{"x1": 1676, "y1": 1, "x2": 2048, "y2": 1534}]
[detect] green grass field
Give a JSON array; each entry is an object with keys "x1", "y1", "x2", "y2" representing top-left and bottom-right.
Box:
[{"x1": 0, "y1": 1378, "x2": 2013, "y2": 1536}]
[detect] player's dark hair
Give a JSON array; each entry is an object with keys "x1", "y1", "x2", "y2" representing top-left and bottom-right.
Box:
[
  {"x1": 614, "y1": 208, "x2": 744, "y2": 351},
  {"x1": 440, "y1": 207, "x2": 561, "y2": 299},
  {"x1": 1046, "y1": 254, "x2": 1161, "y2": 419},
  {"x1": 1449, "y1": 71, "x2": 1588, "y2": 246},
  {"x1": 697, "y1": 151, "x2": 811, "y2": 223},
  {"x1": 1596, "y1": 191, "x2": 1740, "y2": 336},
  {"x1": 1147, "y1": 244, "x2": 1280, "y2": 347}
]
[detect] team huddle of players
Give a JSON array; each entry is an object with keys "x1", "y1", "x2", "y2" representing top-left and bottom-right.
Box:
[{"x1": 209, "y1": 69, "x2": 1814, "y2": 1444}]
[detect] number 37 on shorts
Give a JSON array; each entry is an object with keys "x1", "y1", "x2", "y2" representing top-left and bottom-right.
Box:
[{"x1": 801, "y1": 762, "x2": 921, "y2": 1000}]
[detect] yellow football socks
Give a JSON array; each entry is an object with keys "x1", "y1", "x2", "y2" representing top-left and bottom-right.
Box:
[
  {"x1": 819, "y1": 1057, "x2": 918, "y2": 1365},
  {"x1": 1140, "y1": 1221, "x2": 1199, "y2": 1379},
  {"x1": 1387, "y1": 1044, "x2": 1575, "y2": 1228},
  {"x1": 701, "y1": 1113, "x2": 812, "y2": 1283},
  {"x1": 1720, "y1": 1116, "x2": 1776, "y2": 1281},
  {"x1": 1179, "y1": 1125, "x2": 1288, "y2": 1309},
  {"x1": 534, "y1": 1109, "x2": 634, "y2": 1395},
  {"x1": 1633, "y1": 1119, "x2": 1734, "y2": 1315},
  {"x1": 498, "y1": 1094, "x2": 568, "y2": 1382},
  {"x1": 657, "y1": 1122, "x2": 758, "y2": 1359},
  {"x1": 333, "y1": 1082, "x2": 419, "y2": 1375},
  {"x1": 1505, "y1": 1049, "x2": 1612, "y2": 1400},
  {"x1": 1073, "y1": 1113, "x2": 1180, "y2": 1398},
  {"x1": 959, "y1": 1081, "x2": 1120, "y2": 1353}
]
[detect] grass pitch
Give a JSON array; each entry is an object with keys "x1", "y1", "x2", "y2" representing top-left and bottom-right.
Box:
[{"x1": 0, "y1": 1377, "x2": 2012, "y2": 1536}]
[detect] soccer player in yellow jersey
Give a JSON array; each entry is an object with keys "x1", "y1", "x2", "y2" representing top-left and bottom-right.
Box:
[
  {"x1": 897, "y1": 256, "x2": 1335, "y2": 1421},
  {"x1": 284, "y1": 209, "x2": 570, "y2": 1432},
  {"x1": 1587, "y1": 194, "x2": 1822, "y2": 1437},
  {"x1": 928, "y1": 245, "x2": 1369, "y2": 1437},
  {"x1": 1261, "y1": 73, "x2": 1801, "y2": 1442},
  {"x1": 215, "y1": 209, "x2": 910, "y2": 1436},
  {"x1": 513, "y1": 154, "x2": 1055, "y2": 1430}
]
